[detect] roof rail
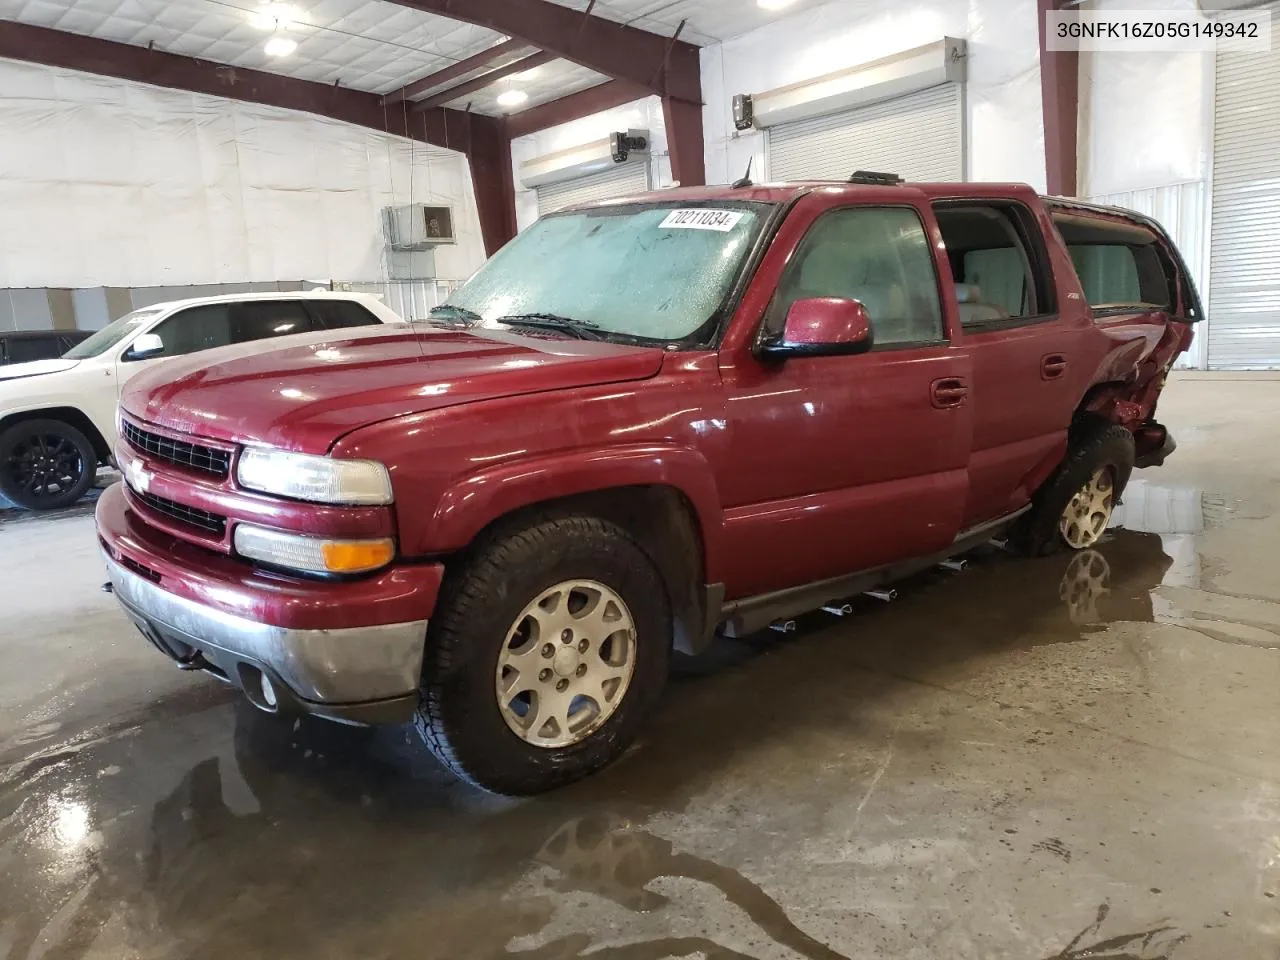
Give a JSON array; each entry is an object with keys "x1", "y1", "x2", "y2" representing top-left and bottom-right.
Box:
[{"x1": 849, "y1": 170, "x2": 903, "y2": 185}]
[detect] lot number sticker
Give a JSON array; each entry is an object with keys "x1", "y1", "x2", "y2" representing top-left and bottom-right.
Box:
[{"x1": 659, "y1": 209, "x2": 745, "y2": 232}]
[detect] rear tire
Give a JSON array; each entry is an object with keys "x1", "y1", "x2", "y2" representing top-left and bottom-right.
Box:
[
  {"x1": 415, "y1": 516, "x2": 671, "y2": 796},
  {"x1": 1013, "y1": 423, "x2": 1135, "y2": 556},
  {"x1": 0, "y1": 418, "x2": 96, "y2": 511}
]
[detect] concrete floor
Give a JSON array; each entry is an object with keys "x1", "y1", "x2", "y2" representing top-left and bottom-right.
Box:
[{"x1": 2, "y1": 374, "x2": 1280, "y2": 960}]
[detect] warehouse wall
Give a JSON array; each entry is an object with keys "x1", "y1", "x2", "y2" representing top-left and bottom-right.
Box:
[
  {"x1": 701, "y1": 0, "x2": 1048, "y2": 190},
  {"x1": 508, "y1": 0, "x2": 1046, "y2": 233},
  {"x1": 509, "y1": 97, "x2": 671, "y2": 232},
  {"x1": 0, "y1": 58, "x2": 486, "y2": 294},
  {"x1": 1080, "y1": 0, "x2": 1211, "y2": 197}
]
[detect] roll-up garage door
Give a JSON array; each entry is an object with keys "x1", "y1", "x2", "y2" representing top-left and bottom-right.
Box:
[
  {"x1": 536, "y1": 163, "x2": 651, "y2": 218},
  {"x1": 1209, "y1": 9, "x2": 1280, "y2": 368},
  {"x1": 767, "y1": 84, "x2": 963, "y2": 183}
]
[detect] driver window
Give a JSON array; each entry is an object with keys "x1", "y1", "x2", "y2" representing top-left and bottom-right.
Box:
[{"x1": 767, "y1": 207, "x2": 944, "y2": 348}]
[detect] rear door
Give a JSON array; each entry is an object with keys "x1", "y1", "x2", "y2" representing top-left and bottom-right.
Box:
[
  {"x1": 932, "y1": 198, "x2": 1090, "y2": 528},
  {"x1": 716, "y1": 194, "x2": 973, "y2": 599},
  {"x1": 1050, "y1": 209, "x2": 1195, "y2": 380}
]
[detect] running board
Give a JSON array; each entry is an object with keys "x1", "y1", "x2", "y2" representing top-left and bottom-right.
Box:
[{"x1": 714, "y1": 506, "x2": 1028, "y2": 639}]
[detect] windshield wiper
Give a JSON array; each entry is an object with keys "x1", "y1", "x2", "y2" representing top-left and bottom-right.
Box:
[
  {"x1": 426, "y1": 304, "x2": 483, "y2": 327},
  {"x1": 497, "y1": 313, "x2": 604, "y2": 341}
]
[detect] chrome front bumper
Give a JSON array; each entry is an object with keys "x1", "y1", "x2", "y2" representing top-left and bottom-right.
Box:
[{"x1": 104, "y1": 553, "x2": 427, "y2": 725}]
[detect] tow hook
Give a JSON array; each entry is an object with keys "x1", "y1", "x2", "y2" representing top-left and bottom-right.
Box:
[{"x1": 176, "y1": 652, "x2": 212, "y2": 672}]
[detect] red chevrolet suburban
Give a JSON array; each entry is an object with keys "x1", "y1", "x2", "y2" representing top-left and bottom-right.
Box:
[{"x1": 98, "y1": 177, "x2": 1197, "y2": 795}]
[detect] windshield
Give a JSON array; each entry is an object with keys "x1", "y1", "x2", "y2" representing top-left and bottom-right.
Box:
[
  {"x1": 439, "y1": 201, "x2": 770, "y2": 344},
  {"x1": 63, "y1": 308, "x2": 162, "y2": 359}
]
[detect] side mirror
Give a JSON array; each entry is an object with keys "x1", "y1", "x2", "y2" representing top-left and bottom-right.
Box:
[
  {"x1": 758, "y1": 297, "x2": 873, "y2": 360},
  {"x1": 126, "y1": 333, "x2": 165, "y2": 361}
]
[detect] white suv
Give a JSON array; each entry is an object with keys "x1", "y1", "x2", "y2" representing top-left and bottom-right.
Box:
[{"x1": 0, "y1": 291, "x2": 404, "y2": 511}]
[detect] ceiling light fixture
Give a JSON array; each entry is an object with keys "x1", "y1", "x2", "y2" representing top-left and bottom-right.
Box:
[
  {"x1": 757, "y1": 0, "x2": 797, "y2": 9},
  {"x1": 250, "y1": 2, "x2": 302, "y2": 30},
  {"x1": 264, "y1": 36, "x2": 298, "y2": 56},
  {"x1": 497, "y1": 89, "x2": 529, "y2": 108}
]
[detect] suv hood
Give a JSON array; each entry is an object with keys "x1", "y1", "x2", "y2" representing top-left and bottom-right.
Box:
[
  {"x1": 0, "y1": 358, "x2": 80, "y2": 382},
  {"x1": 124, "y1": 325, "x2": 666, "y2": 454}
]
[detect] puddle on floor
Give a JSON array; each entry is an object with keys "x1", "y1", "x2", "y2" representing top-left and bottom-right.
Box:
[{"x1": 1106, "y1": 479, "x2": 1280, "y2": 649}]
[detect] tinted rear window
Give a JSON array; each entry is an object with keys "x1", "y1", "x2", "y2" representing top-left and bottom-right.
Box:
[
  {"x1": 6, "y1": 336, "x2": 60, "y2": 363},
  {"x1": 308, "y1": 300, "x2": 382, "y2": 330},
  {"x1": 1053, "y1": 214, "x2": 1173, "y2": 310}
]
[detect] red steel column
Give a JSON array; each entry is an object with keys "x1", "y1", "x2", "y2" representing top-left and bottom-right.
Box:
[
  {"x1": 663, "y1": 95, "x2": 707, "y2": 187},
  {"x1": 1038, "y1": 0, "x2": 1080, "y2": 197},
  {"x1": 466, "y1": 117, "x2": 518, "y2": 256}
]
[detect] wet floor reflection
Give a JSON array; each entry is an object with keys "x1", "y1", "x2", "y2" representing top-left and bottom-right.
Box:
[
  {"x1": 0, "y1": 704, "x2": 856, "y2": 960},
  {"x1": 1, "y1": 698, "x2": 1208, "y2": 960},
  {"x1": 1111, "y1": 480, "x2": 1280, "y2": 650},
  {"x1": 2, "y1": 482, "x2": 1275, "y2": 958}
]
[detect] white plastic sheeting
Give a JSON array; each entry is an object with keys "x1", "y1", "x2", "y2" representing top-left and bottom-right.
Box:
[
  {"x1": 1079, "y1": 0, "x2": 1212, "y2": 197},
  {"x1": 510, "y1": 96, "x2": 669, "y2": 232},
  {"x1": 0, "y1": 58, "x2": 487, "y2": 289},
  {"x1": 701, "y1": 0, "x2": 1047, "y2": 190}
]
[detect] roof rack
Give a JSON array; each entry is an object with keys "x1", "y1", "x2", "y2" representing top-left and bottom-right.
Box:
[{"x1": 848, "y1": 170, "x2": 903, "y2": 185}]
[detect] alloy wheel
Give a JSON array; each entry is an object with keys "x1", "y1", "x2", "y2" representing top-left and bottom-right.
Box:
[
  {"x1": 495, "y1": 579, "x2": 637, "y2": 749},
  {"x1": 6, "y1": 433, "x2": 84, "y2": 502},
  {"x1": 1058, "y1": 466, "x2": 1115, "y2": 549}
]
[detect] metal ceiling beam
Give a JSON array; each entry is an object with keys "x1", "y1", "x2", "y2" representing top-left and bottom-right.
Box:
[
  {"x1": 0, "y1": 19, "x2": 483, "y2": 153},
  {"x1": 412, "y1": 50, "x2": 557, "y2": 112},
  {"x1": 381, "y1": 37, "x2": 528, "y2": 106},
  {"x1": 382, "y1": 0, "x2": 703, "y2": 105},
  {"x1": 503, "y1": 79, "x2": 649, "y2": 139}
]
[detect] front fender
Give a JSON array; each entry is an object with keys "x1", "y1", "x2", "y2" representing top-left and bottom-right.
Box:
[
  {"x1": 0, "y1": 370, "x2": 118, "y2": 452},
  {"x1": 415, "y1": 443, "x2": 725, "y2": 582}
]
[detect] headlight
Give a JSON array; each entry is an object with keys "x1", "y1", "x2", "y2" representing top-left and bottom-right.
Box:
[
  {"x1": 234, "y1": 523, "x2": 395, "y2": 575},
  {"x1": 236, "y1": 448, "x2": 393, "y2": 505}
]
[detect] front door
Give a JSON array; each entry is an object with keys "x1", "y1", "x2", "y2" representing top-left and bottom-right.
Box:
[{"x1": 716, "y1": 201, "x2": 973, "y2": 600}]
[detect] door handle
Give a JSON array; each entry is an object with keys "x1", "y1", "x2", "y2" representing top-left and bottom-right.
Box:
[
  {"x1": 1041, "y1": 354, "x2": 1068, "y2": 380},
  {"x1": 931, "y1": 377, "x2": 968, "y2": 408}
]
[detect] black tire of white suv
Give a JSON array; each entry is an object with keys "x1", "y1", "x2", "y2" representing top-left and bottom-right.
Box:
[{"x1": 0, "y1": 418, "x2": 97, "y2": 511}]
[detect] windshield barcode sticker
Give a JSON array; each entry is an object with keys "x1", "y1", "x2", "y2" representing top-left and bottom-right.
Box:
[{"x1": 659, "y1": 209, "x2": 745, "y2": 232}]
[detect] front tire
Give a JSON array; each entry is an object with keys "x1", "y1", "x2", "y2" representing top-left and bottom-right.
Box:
[
  {"x1": 416, "y1": 516, "x2": 671, "y2": 795},
  {"x1": 1013, "y1": 423, "x2": 1135, "y2": 556},
  {"x1": 0, "y1": 418, "x2": 96, "y2": 511}
]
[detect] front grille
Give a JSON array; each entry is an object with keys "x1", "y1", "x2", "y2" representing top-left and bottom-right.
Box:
[
  {"x1": 123, "y1": 420, "x2": 231, "y2": 479},
  {"x1": 136, "y1": 491, "x2": 227, "y2": 538}
]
